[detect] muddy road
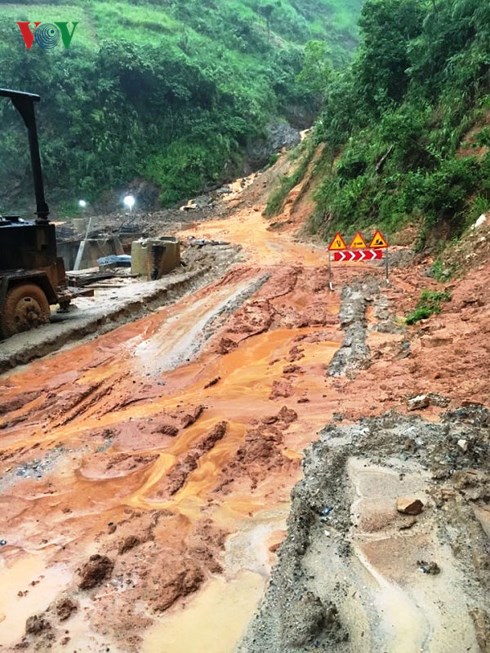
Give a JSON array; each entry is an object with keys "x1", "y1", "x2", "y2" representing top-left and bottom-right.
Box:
[{"x1": 0, "y1": 166, "x2": 489, "y2": 652}]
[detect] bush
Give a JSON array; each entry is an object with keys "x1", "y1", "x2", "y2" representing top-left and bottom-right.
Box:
[{"x1": 405, "y1": 289, "x2": 451, "y2": 324}]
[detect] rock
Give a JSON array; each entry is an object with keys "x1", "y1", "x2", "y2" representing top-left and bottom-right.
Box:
[
  {"x1": 399, "y1": 517, "x2": 417, "y2": 530},
  {"x1": 396, "y1": 497, "x2": 424, "y2": 515},
  {"x1": 216, "y1": 337, "x2": 238, "y2": 355},
  {"x1": 118, "y1": 535, "x2": 141, "y2": 555},
  {"x1": 78, "y1": 554, "x2": 114, "y2": 590},
  {"x1": 246, "y1": 122, "x2": 300, "y2": 170},
  {"x1": 154, "y1": 563, "x2": 204, "y2": 612},
  {"x1": 457, "y1": 439, "x2": 468, "y2": 452},
  {"x1": 25, "y1": 614, "x2": 51, "y2": 635},
  {"x1": 420, "y1": 336, "x2": 454, "y2": 348},
  {"x1": 277, "y1": 406, "x2": 298, "y2": 424},
  {"x1": 282, "y1": 592, "x2": 332, "y2": 647},
  {"x1": 417, "y1": 560, "x2": 441, "y2": 575},
  {"x1": 204, "y1": 376, "x2": 221, "y2": 389},
  {"x1": 473, "y1": 506, "x2": 490, "y2": 539},
  {"x1": 56, "y1": 597, "x2": 78, "y2": 622},
  {"x1": 269, "y1": 380, "x2": 293, "y2": 400},
  {"x1": 157, "y1": 424, "x2": 179, "y2": 437},
  {"x1": 407, "y1": 394, "x2": 430, "y2": 411},
  {"x1": 181, "y1": 404, "x2": 205, "y2": 428},
  {"x1": 472, "y1": 214, "x2": 487, "y2": 230},
  {"x1": 427, "y1": 393, "x2": 450, "y2": 408},
  {"x1": 470, "y1": 608, "x2": 490, "y2": 653}
]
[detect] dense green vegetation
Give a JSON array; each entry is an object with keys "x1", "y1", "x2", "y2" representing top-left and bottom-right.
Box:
[
  {"x1": 307, "y1": 0, "x2": 490, "y2": 246},
  {"x1": 0, "y1": 0, "x2": 363, "y2": 214},
  {"x1": 405, "y1": 289, "x2": 451, "y2": 324}
]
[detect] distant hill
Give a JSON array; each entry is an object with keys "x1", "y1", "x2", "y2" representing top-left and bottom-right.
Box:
[{"x1": 0, "y1": 0, "x2": 364, "y2": 214}]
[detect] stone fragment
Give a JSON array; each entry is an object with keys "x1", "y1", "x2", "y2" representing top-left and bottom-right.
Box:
[
  {"x1": 56, "y1": 597, "x2": 78, "y2": 622},
  {"x1": 407, "y1": 394, "x2": 430, "y2": 411},
  {"x1": 399, "y1": 517, "x2": 417, "y2": 530},
  {"x1": 118, "y1": 535, "x2": 141, "y2": 555},
  {"x1": 472, "y1": 506, "x2": 490, "y2": 539},
  {"x1": 457, "y1": 439, "x2": 468, "y2": 452},
  {"x1": 417, "y1": 560, "x2": 440, "y2": 575},
  {"x1": 427, "y1": 393, "x2": 450, "y2": 407},
  {"x1": 25, "y1": 614, "x2": 51, "y2": 635},
  {"x1": 396, "y1": 497, "x2": 424, "y2": 515},
  {"x1": 78, "y1": 554, "x2": 114, "y2": 590}
]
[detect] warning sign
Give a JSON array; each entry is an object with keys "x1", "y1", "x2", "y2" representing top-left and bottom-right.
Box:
[
  {"x1": 370, "y1": 230, "x2": 389, "y2": 248},
  {"x1": 328, "y1": 232, "x2": 347, "y2": 251},
  {"x1": 349, "y1": 231, "x2": 367, "y2": 249}
]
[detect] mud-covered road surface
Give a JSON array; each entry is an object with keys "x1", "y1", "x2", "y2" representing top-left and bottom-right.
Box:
[{"x1": 0, "y1": 159, "x2": 489, "y2": 653}]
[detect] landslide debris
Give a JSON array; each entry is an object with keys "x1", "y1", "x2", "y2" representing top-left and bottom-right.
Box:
[
  {"x1": 78, "y1": 554, "x2": 115, "y2": 590},
  {"x1": 239, "y1": 405, "x2": 489, "y2": 652}
]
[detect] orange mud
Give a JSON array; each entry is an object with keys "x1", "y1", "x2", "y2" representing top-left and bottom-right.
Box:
[
  {"x1": 1, "y1": 185, "x2": 489, "y2": 651},
  {"x1": 0, "y1": 198, "x2": 349, "y2": 651}
]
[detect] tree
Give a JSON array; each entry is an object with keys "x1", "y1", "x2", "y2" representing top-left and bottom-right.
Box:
[
  {"x1": 355, "y1": 0, "x2": 424, "y2": 111},
  {"x1": 297, "y1": 40, "x2": 332, "y2": 107}
]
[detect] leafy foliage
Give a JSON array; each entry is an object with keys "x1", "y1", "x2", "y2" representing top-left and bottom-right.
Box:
[
  {"x1": 310, "y1": 0, "x2": 490, "y2": 244},
  {"x1": 0, "y1": 0, "x2": 363, "y2": 214},
  {"x1": 405, "y1": 289, "x2": 451, "y2": 324}
]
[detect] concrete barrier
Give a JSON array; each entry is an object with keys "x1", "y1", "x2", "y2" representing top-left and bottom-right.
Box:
[{"x1": 131, "y1": 237, "x2": 181, "y2": 279}]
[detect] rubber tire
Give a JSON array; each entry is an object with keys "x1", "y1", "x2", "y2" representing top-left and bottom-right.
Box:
[{"x1": 0, "y1": 284, "x2": 51, "y2": 338}]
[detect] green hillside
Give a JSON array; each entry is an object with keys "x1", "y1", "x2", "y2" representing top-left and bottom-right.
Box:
[
  {"x1": 0, "y1": 0, "x2": 364, "y2": 213},
  {"x1": 306, "y1": 0, "x2": 490, "y2": 247}
]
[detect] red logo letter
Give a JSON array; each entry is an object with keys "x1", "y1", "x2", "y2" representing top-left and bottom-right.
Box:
[{"x1": 16, "y1": 22, "x2": 41, "y2": 49}]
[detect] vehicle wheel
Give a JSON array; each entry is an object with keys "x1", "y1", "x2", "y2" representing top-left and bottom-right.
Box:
[{"x1": 0, "y1": 284, "x2": 50, "y2": 337}]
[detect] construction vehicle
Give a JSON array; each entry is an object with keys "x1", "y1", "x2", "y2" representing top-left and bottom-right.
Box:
[{"x1": 0, "y1": 88, "x2": 78, "y2": 339}]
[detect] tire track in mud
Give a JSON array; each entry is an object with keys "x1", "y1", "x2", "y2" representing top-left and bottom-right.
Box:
[
  {"x1": 0, "y1": 261, "x2": 345, "y2": 652},
  {"x1": 134, "y1": 270, "x2": 270, "y2": 376}
]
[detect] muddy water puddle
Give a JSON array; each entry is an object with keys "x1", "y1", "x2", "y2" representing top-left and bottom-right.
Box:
[
  {"x1": 142, "y1": 571, "x2": 265, "y2": 653},
  {"x1": 142, "y1": 502, "x2": 289, "y2": 653},
  {"x1": 0, "y1": 553, "x2": 71, "y2": 648}
]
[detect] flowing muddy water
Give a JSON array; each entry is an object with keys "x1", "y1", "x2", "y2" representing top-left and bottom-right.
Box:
[{"x1": 0, "y1": 205, "x2": 345, "y2": 651}]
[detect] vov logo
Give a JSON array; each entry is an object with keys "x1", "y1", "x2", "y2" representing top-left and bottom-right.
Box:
[{"x1": 17, "y1": 22, "x2": 79, "y2": 49}]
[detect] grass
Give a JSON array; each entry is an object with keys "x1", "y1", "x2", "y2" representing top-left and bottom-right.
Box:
[
  {"x1": 405, "y1": 289, "x2": 452, "y2": 325},
  {"x1": 0, "y1": 0, "x2": 365, "y2": 209},
  {"x1": 1, "y1": 0, "x2": 363, "y2": 55}
]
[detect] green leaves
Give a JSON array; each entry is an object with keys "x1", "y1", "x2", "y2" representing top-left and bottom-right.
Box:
[
  {"x1": 405, "y1": 289, "x2": 451, "y2": 324},
  {"x1": 0, "y1": 0, "x2": 364, "y2": 212},
  {"x1": 310, "y1": 0, "x2": 490, "y2": 245}
]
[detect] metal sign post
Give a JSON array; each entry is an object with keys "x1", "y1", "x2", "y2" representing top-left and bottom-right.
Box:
[{"x1": 328, "y1": 251, "x2": 333, "y2": 291}]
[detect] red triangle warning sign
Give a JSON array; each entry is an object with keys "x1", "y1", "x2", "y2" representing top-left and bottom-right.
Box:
[
  {"x1": 370, "y1": 230, "x2": 389, "y2": 248},
  {"x1": 328, "y1": 232, "x2": 347, "y2": 251},
  {"x1": 349, "y1": 231, "x2": 367, "y2": 249}
]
